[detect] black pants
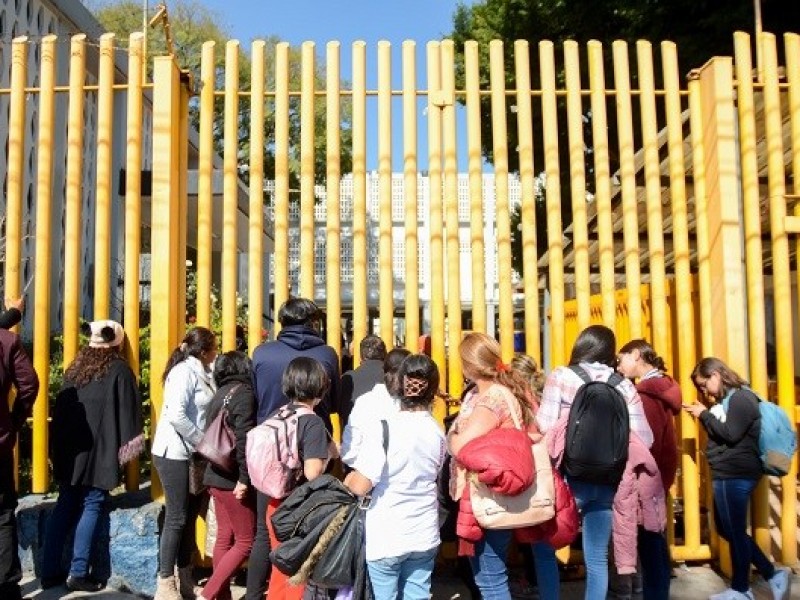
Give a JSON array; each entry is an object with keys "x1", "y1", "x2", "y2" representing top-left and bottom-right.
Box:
[
  {"x1": 154, "y1": 455, "x2": 202, "y2": 578},
  {"x1": 0, "y1": 455, "x2": 21, "y2": 600},
  {"x1": 244, "y1": 490, "x2": 272, "y2": 600}
]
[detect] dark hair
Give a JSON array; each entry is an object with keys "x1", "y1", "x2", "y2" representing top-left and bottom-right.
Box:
[
  {"x1": 213, "y1": 351, "x2": 252, "y2": 387},
  {"x1": 383, "y1": 347, "x2": 412, "y2": 396},
  {"x1": 618, "y1": 339, "x2": 667, "y2": 372},
  {"x1": 397, "y1": 353, "x2": 439, "y2": 410},
  {"x1": 282, "y1": 356, "x2": 330, "y2": 402},
  {"x1": 360, "y1": 335, "x2": 387, "y2": 361},
  {"x1": 569, "y1": 324, "x2": 617, "y2": 368},
  {"x1": 64, "y1": 346, "x2": 124, "y2": 388},
  {"x1": 162, "y1": 326, "x2": 216, "y2": 383},
  {"x1": 278, "y1": 298, "x2": 321, "y2": 327},
  {"x1": 691, "y1": 356, "x2": 749, "y2": 397}
]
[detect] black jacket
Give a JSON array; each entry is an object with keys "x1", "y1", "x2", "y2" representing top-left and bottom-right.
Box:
[
  {"x1": 700, "y1": 387, "x2": 762, "y2": 480},
  {"x1": 0, "y1": 328, "x2": 39, "y2": 457},
  {"x1": 251, "y1": 325, "x2": 339, "y2": 429},
  {"x1": 203, "y1": 375, "x2": 256, "y2": 489},
  {"x1": 339, "y1": 359, "x2": 384, "y2": 426}
]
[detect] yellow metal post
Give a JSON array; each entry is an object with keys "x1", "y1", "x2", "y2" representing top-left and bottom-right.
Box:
[
  {"x1": 378, "y1": 41, "x2": 394, "y2": 347},
  {"x1": 94, "y1": 34, "x2": 115, "y2": 319},
  {"x1": 326, "y1": 42, "x2": 342, "y2": 357},
  {"x1": 300, "y1": 42, "x2": 316, "y2": 301},
  {"x1": 465, "y1": 41, "x2": 486, "y2": 336},
  {"x1": 274, "y1": 43, "x2": 290, "y2": 333},
  {"x1": 514, "y1": 40, "x2": 540, "y2": 361},
  {"x1": 31, "y1": 35, "x2": 57, "y2": 493},
  {"x1": 402, "y1": 41, "x2": 420, "y2": 350},
  {"x1": 197, "y1": 41, "x2": 216, "y2": 328},
  {"x1": 249, "y1": 41, "x2": 266, "y2": 353},
  {"x1": 352, "y1": 42, "x2": 368, "y2": 364},
  {"x1": 222, "y1": 40, "x2": 240, "y2": 351}
]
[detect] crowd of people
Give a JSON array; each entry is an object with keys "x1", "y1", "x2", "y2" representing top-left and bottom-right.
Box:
[{"x1": 0, "y1": 296, "x2": 792, "y2": 600}]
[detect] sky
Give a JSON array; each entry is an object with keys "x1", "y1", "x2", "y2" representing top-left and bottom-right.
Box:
[{"x1": 196, "y1": 0, "x2": 476, "y2": 170}]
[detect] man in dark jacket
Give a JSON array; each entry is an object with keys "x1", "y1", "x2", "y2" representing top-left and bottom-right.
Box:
[
  {"x1": 339, "y1": 334, "x2": 386, "y2": 426},
  {"x1": 0, "y1": 326, "x2": 39, "y2": 600},
  {"x1": 246, "y1": 297, "x2": 340, "y2": 600}
]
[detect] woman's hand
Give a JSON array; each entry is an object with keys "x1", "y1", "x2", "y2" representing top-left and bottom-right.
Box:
[
  {"x1": 682, "y1": 401, "x2": 707, "y2": 418},
  {"x1": 232, "y1": 481, "x2": 248, "y2": 500}
]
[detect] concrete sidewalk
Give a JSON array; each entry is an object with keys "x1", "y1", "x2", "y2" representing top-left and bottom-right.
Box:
[{"x1": 19, "y1": 563, "x2": 799, "y2": 599}]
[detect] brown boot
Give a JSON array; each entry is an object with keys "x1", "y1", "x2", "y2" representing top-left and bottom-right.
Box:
[
  {"x1": 154, "y1": 575, "x2": 181, "y2": 600},
  {"x1": 177, "y1": 566, "x2": 199, "y2": 599}
]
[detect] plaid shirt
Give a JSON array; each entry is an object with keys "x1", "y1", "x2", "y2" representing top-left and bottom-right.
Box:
[{"x1": 536, "y1": 362, "x2": 653, "y2": 448}]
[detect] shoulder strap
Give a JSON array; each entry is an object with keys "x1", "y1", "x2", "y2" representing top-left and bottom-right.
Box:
[
  {"x1": 569, "y1": 364, "x2": 592, "y2": 384},
  {"x1": 606, "y1": 372, "x2": 625, "y2": 388},
  {"x1": 380, "y1": 419, "x2": 389, "y2": 455},
  {"x1": 221, "y1": 383, "x2": 242, "y2": 408}
]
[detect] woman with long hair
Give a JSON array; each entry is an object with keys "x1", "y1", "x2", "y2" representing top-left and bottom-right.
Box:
[
  {"x1": 537, "y1": 325, "x2": 652, "y2": 600},
  {"x1": 616, "y1": 339, "x2": 681, "y2": 600},
  {"x1": 684, "y1": 358, "x2": 791, "y2": 600},
  {"x1": 151, "y1": 327, "x2": 218, "y2": 600},
  {"x1": 447, "y1": 333, "x2": 548, "y2": 600},
  {"x1": 197, "y1": 351, "x2": 257, "y2": 600},
  {"x1": 41, "y1": 320, "x2": 143, "y2": 592},
  {"x1": 345, "y1": 354, "x2": 446, "y2": 600}
]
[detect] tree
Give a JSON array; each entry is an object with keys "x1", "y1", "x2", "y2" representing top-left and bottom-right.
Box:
[{"x1": 90, "y1": 0, "x2": 352, "y2": 183}]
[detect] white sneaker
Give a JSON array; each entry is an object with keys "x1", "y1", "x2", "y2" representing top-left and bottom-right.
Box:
[
  {"x1": 709, "y1": 589, "x2": 754, "y2": 600},
  {"x1": 768, "y1": 567, "x2": 791, "y2": 600}
]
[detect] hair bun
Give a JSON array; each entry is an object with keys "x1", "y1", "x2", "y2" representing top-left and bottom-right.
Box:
[{"x1": 100, "y1": 326, "x2": 116, "y2": 343}]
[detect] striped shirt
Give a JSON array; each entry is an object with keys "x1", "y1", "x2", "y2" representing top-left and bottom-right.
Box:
[{"x1": 536, "y1": 362, "x2": 654, "y2": 448}]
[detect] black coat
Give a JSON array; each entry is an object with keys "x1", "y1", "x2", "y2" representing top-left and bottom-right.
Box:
[
  {"x1": 52, "y1": 359, "x2": 142, "y2": 490},
  {"x1": 700, "y1": 388, "x2": 762, "y2": 480},
  {"x1": 339, "y1": 359, "x2": 384, "y2": 426},
  {"x1": 0, "y1": 328, "x2": 39, "y2": 457},
  {"x1": 203, "y1": 375, "x2": 256, "y2": 489}
]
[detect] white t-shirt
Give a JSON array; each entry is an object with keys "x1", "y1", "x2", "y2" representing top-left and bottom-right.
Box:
[
  {"x1": 340, "y1": 383, "x2": 398, "y2": 466},
  {"x1": 351, "y1": 410, "x2": 446, "y2": 561}
]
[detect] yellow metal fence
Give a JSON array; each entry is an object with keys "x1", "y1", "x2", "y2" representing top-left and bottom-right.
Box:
[{"x1": 1, "y1": 31, "x2": 798, "y2": 566}]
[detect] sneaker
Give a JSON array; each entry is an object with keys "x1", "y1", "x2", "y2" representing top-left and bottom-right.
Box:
[
  {"x1": 709, "y1": 589, "x2": 754, "y2": 600},
  {"x1": 66, "y1": 575, "x2": 104, "y2": 593},
  {"x1": 509, "y1": 578, "x2": 539, "y2": 600},
  {"x1": 769, "y1": 567, "x2": 791, "y2": 600}
]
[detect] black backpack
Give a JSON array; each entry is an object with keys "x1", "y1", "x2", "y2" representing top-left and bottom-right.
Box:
[{"x1": 562, "y1": 365, "x2": 630, "y2": 486}]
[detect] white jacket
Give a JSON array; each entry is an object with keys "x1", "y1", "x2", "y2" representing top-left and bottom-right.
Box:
[{"x1": 151, "y1": 356, "x2": 216, "y2": 460}]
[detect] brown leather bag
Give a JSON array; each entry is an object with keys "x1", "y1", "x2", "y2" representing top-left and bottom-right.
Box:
[{"x1": 195, "y1": 384, "x2": 241, "y2": 474}]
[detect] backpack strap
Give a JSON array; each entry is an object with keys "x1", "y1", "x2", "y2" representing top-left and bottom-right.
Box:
[
  {"x1": 569, "y1": 364, "x2": 592, "y2": 384},
  {"x1": 606, "y1": 372, "x2": 625, "y2": 388}
]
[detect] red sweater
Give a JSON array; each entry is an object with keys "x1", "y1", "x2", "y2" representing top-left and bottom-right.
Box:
[{"x1": 637, "y1": 375, "x2": 682, "y2": 491}]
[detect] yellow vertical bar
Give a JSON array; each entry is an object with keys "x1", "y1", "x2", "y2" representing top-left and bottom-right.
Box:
[
  {"x1": 249, "y1": 41, "x2": 266, "y2": 352},
  {"x1": 564, "y1": 41, "x2": 590, "y2": 329},
  {"x1": 663, "y1": 41, "x2": 701, "y2": 552},
  {"x1": 612, "y1": 42, "x2": 643, "y2": 338},
  {"x1": 636, "y1": 41, "x2": 668, "y2": 354},
  {"x1": 94, "y1": 33, "x2": 115, "y2": 319},
  {"x1": 427, "y1": 42, "x2": 446, "y2": 382},
  {"x1": 688, "y1": 77, "x2": 712, "y2": 355},
  {"x1": 378, "y1": 41, "x2": 394, "y2": 347},
  {"x1": 540, "y1": 41, "x2": 565, "y2": 367},
  {"x1": 178, "y1": 81, "x2": 189, "y2": 337},
  {"x1": 465, "y1": 41, "x2": 486, "y2": 336},
  {"x1": 124, "y1": 33, "x2": 145, "y2": 490},
  {"x1": 274, "y1": 43, "x2": 290, "y2": 333},
  {"x1": 326, "y1": 42, "x2": 342, "y2": 357},
  {"x1": 197, "y1": 42, "x2": 216, "y2": 328},
  {"x1": 63, "y1": 35, "x2": 86, "y2": 366},
  {"x1": 514, "y1": 41, "x2": 540, "y2": 361},
  {"x1": 733, "y1": 32, "x2": 771, "y2": 552},
  {"x1": 489, "y1": 41, "x2": 513, "y2": 361},
  {"x1": 762, "y1": 33, "x2": 797, "y2": 564},
  {"x1": 442, "y1": 40, "x2": 463, "y2": 395},
  {"x1": 5, "y1": 37, "x2": 27, "y2": 321},
  {"x1": 150, "y1": 55, "x2": 183, "y2": 500},
  {"x1": 221, "y1": 41, "x2": 240, "y2": 351},
  {"x1": 31, "y1": 35, "x2": 57, "y2": 493},
  {"x1": 588, "y1": 41, "x2": 615, "y2": 328},
  {"x1": 299, "y1": 42, "x2": 316, "y2": 300},
  {"x1": 788, "y1": 32, "x2": 800, "y2": 422},
  {"x1": 352, "y1": 42, "x2": 368, "y2": 365},
  {"x1": 402, "y1": 41, "x2": 420, "y2": 350}
]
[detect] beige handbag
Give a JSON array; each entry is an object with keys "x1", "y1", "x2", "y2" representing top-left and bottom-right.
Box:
[{"x1": 469, "y1": 395, "x2": 556, "y2": 530}]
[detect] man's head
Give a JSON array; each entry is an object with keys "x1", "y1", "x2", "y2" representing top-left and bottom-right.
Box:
[
  {"x1": 360, "y1": 335, "x2": 387, "y2": 362},
  {"x1": 278, "y1": 297, "x2": 321, "y2": 328}
]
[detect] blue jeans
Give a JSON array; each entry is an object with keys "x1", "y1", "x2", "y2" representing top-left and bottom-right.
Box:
[
  {"x1": 41, "y1": 484, "x2": 109, "y2": 578},
  {"x1": 367, "y1": 547, "x2": 437, "y2": 600},
  {"x1": 712, "y1": 478, "x2": 775, "y2": 593},
  {"x1": 531, "y1": 542, "x2": 560, "y2": 600},
  {"x1": 569, "y1": 479, "x2": 615, "y2": 600},
  {"x1": 638, "y1": 528, "x2": 670, "y2": 600},
  {"x1": 469, "y1": 528, "x2": 512, "y2": 600}
]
